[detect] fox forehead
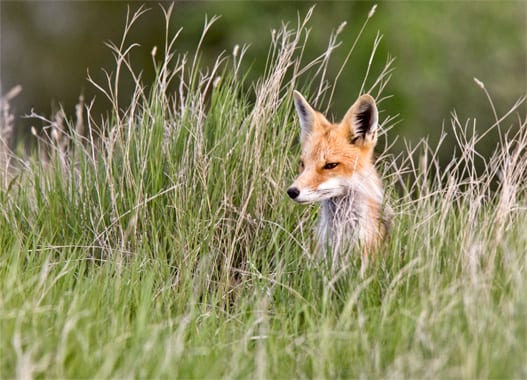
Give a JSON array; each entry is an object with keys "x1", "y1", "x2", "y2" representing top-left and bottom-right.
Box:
[{"x1": 301, "y1": 121, "x2": 363, "y2": 165}]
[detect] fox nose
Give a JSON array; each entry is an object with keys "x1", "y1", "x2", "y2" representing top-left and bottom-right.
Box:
[{"x1": 287, "y1": 187, "x2": 300, "y2": 199}]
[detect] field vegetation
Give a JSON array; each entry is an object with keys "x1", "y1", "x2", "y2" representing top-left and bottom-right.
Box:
[{"x1": 1, "y1": 6, "x2": 526, "y2": 378}]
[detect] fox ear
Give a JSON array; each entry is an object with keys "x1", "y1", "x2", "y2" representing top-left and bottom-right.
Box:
[
  {"x1": 344, "y1": 94, "x2": 378, "y2": 147},
  {"x1": 293, "y1": 90, "x2": 316, "y2": 139}
]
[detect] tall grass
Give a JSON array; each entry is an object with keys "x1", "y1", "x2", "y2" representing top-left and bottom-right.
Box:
[{"x1": 1, "y1": 5, "x2": 526, "y2": 378}]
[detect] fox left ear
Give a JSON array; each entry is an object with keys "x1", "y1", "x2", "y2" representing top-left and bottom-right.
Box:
[
  {"x1": 293, "y1": 90, "x2": 317, "y2": 141},
  {"x1": 344, "y1": 94, "x2": 378, "y2": 147}
]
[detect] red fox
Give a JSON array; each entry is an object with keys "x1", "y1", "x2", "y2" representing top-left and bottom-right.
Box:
[{"x1": 287, "y1": 90, "x2": 391, "y2": 269}]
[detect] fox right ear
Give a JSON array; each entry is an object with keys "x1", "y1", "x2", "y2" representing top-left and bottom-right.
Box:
[
  {"x1": 344, "y1": 94, "x2": 379, "y2": 147},
  {"x1": 293, "y1": 90, "x2": 316, "y2": 139}
]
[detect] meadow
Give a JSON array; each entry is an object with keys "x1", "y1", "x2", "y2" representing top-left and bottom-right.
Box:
[{"x1": 1, "y1": 6, "x2": 526, "y2": 378}]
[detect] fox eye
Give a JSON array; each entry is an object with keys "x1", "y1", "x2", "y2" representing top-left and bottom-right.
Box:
[
  {"x1": 323, "y1": 162, "x2": 339, "y2": 170},
  {"x1": 299, "y1": 160, "x2": 305, "y2": 172}
]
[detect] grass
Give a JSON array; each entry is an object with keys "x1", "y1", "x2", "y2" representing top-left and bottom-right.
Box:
[{"x1": 1, "y1": 5, "x2": 527, "y2": 378}]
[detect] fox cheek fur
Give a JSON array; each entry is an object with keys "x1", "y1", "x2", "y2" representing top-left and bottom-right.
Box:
[{"x1": 287, "y1": 90, "x2": 390, "y2": 258}]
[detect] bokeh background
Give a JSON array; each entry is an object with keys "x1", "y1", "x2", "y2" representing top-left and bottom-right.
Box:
[{"x1": 1, "y1": 1, "x2": 526, "y2": 161}]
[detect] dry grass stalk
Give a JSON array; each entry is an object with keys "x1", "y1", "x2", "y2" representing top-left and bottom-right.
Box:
[{"x1": 0, "y1": 85, "x2": 22, "y2": 181}]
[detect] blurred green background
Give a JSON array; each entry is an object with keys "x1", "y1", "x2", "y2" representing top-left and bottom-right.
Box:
[{"x1": 1, "y1": 1, "x2": 526, "y2": 159}]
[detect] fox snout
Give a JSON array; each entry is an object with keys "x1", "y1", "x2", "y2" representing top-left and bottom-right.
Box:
[
  {"x1": 287, "y1": 187, "x2": 300, "y2": 200},
  {"x1": 286, "y1": 180, "x2": 317, "y2": 203},
  {"x1": 287, "y1": 178, "x2": 347, "y2": 204}
]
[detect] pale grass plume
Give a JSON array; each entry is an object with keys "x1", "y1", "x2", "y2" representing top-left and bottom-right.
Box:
[{"x1": 0, "y1": 85, "x2": 22, "y2": 180}]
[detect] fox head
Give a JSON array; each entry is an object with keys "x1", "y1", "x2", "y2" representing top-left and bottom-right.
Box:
[{"x1": 287, "y1": 90, "x2": 379, "y2": 203}]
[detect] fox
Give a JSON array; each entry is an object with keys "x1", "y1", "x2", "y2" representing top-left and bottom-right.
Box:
[{"x1": 287, "y1": 90, "x2": 391, "y2": 269}]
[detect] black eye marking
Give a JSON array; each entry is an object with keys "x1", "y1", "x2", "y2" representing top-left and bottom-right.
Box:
[{"x1": 323, "y1": 162, "x2": 339, "y2": 170}]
